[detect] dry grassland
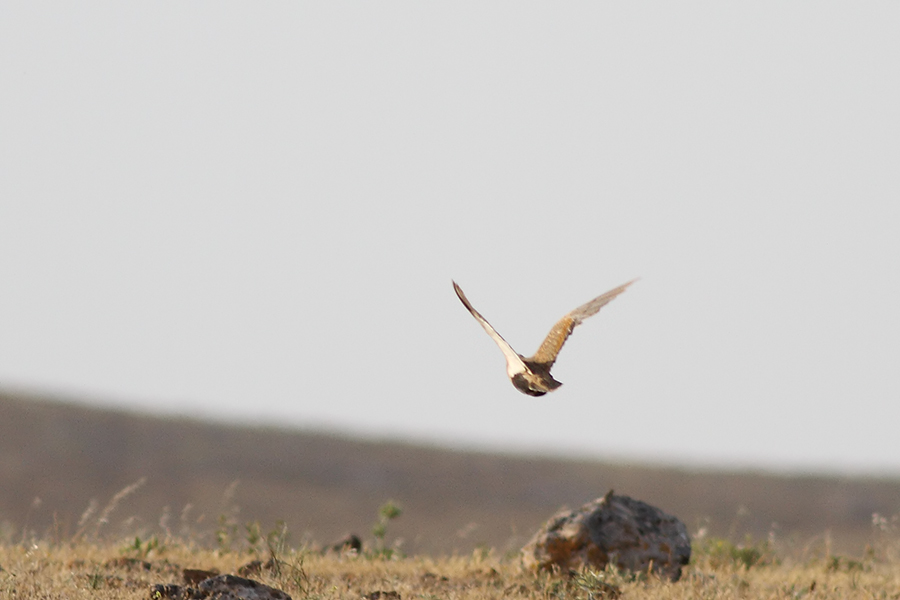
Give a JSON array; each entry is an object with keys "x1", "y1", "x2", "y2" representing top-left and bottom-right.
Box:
[
  {"x1": 2, "y1": 538, "x2": 900, "y2": 600},
  {"x1": 2, "y1": 516, "x2": 899, "y2": 600}
]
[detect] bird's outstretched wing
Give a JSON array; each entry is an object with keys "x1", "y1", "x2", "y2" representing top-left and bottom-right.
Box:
[
  {"x1": 528, "y1": 279, "x2": 637, "y2": 368},
  {"x1": 453, "y1": 281, "x2": 526, "y2": 374}
]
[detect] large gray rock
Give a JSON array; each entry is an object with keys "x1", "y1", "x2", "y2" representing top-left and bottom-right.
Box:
[{"x1": 521, "y1": 490, "x2": 691, "y2": 581}]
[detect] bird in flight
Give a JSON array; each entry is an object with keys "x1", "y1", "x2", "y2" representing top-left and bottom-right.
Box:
[{"x1": 452, "y1": 279, "x2": 636, "y2": 396}]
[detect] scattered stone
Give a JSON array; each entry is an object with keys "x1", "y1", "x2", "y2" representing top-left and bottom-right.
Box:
[
  {"x1": 521, "y1": 490, "x2": 691, "y2": 582},
  {"x1": 149, "y1": 574, "x2": 291, "y2": 600},
  {"x1": 183, "y1": 568, "x2": 220, "y2": 585},
  {"x1": 238, "y1": 558, "x2": 280, "y2": 577},
  {"x1": 364, "y1": 591, "x2": 401, "y2": 600},
  {"x1": 328, "y1": 533, "x2": 362, "y2": 554},
  {"x1": 197, "y1": 575, "x2": 292, "y2": 600},
  {"x1": 420, "y1": 572, "x2": 449, "y2": 584},
  {"x1": 149, "y1": 583, "x2": 185, "y2": 599},
  {"x1": 237, "y1": 560, "x2": 262, "y2": 577}
]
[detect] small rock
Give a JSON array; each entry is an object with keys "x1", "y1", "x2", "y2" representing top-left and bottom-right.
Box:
[
  {"x1": 197, "y1": 574, "x2": 292, "y2": 600},
  {"x1": 183, "y1": 568, "x2": 220, "y2": 585},
  {"x1": 365, "y1": 592, "x2": 401, "y2": 600},
  {"x1": 521, "y1": 490, "x2": 691, "y2": 582},
  {"x1": 150, "y1": 574, "x2": 291, "y2": 600},
  {"x1": 328, "y1": 533, "x2": 362, "y2": 554},
  {"x1": 149, "y1": 583, "x2": 186, "y2": 599},
  {"x1": 420, "y1": 572, "x2": 449, "y2": 584},
  {"x1": 237, "y1": 560, "x2": 263, "y2": 577},
  {"x1": 238, "y1": 558, "x2": 280, "y2": 577}
]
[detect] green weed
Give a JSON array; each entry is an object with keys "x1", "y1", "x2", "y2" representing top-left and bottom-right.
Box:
[{"x1": 371, "y1": 500, "x2": 403, "y2": 559}]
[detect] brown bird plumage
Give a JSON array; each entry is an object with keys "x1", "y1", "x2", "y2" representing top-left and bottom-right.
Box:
[{"x1": 453, "y1": 280, "x2": 635, "y2": 396}]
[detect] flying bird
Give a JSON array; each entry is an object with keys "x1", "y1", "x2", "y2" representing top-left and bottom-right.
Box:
[{"x1": 452, "y1": 279, "x2": 636, "y2": 396}]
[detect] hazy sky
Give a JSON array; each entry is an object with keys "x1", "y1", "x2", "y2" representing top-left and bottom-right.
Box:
[{"x1": 2, "y1": 4, "x2": 898, "y2": 475}]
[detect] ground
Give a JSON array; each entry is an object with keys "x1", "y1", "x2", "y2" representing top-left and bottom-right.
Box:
[{"x1": 2, "y1": 530, "x2": 899, "y2": 600}]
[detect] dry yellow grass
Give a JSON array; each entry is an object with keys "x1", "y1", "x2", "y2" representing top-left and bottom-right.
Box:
[{"x1": 2, "y1": 532, "x2": 899, "y2": 600}]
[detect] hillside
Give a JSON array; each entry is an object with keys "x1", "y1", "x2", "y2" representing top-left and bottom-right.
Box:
[{"x1": 1, "y1": 390, "x2": 897, "y2": 555}]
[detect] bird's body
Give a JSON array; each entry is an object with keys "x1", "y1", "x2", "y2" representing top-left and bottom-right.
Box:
[{"x1": 452, "y1": 280, "x2": 635, "y2": 396}]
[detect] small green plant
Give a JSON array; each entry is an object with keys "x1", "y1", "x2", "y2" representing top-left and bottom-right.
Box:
[
  {"x1": 697, "y1": 536, "x2": 774, "y2": 569},
  {"x1": 215, "y1": 480, "x2": 241, "y2": 551},
  {"x1": 244, "y1": 521, "x2": 263, "y2": 554},
  {"x1": 371, "y1": 500, "x2": 402, "y2": 559},
  {"x1": 87, "y1": 569, "x2": 105, "y2": 590},
  {"x1": 826, "y1": 555, "x2": 868, "y2": 573},
  {"x1": 216, "y1": 513, "x2": 238, "y2": 552},
  {"x1": 122, "y1": 534, "x2": 160, "y2": 558}
]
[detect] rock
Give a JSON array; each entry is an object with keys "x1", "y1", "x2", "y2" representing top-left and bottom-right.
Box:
[
  {"x1": 150, "y1": 583, "x2": 185, "y2": 599},
  {"x1": 364, "y1": 592, "x2": 400, "y2": 600},
  {"x1": 183, "y1": 568, "x2": 220, "y2": 585},
  {"x1": 521, "y1": 490, "x2": 691, "y2": 582},
  {"x1": 237, "y1": 560, "x2": 264, "y2": 577},
  {"x1": 149, "y1": 574, "x2": 291, "y2": 600},
  {"x1": 327, "y1": 533, "x2": 362, "y2": 554},
  {"x1": 196, "y1": 575, "x2": 292, "y2": 600},
  {"x1": 237, "y1": 559, "x2": 278, "y2": 577}
]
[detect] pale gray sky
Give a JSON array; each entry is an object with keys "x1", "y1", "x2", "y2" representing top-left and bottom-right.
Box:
[{"x1": 2, "y1": 3, "x2": 898, "y2": 474}]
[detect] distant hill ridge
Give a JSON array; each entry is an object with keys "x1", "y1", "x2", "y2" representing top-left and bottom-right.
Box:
[{"x1": 0, "y1": 390, "x2": 897, "y2": 555}]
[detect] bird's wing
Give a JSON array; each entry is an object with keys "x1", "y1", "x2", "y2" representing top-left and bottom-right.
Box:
[
  {"x1": 453, "y1": 281, "x2": 526, "y2": 375},
  {"x1": 529, "y1": 279, "x2": 637, "y2": 368}
]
